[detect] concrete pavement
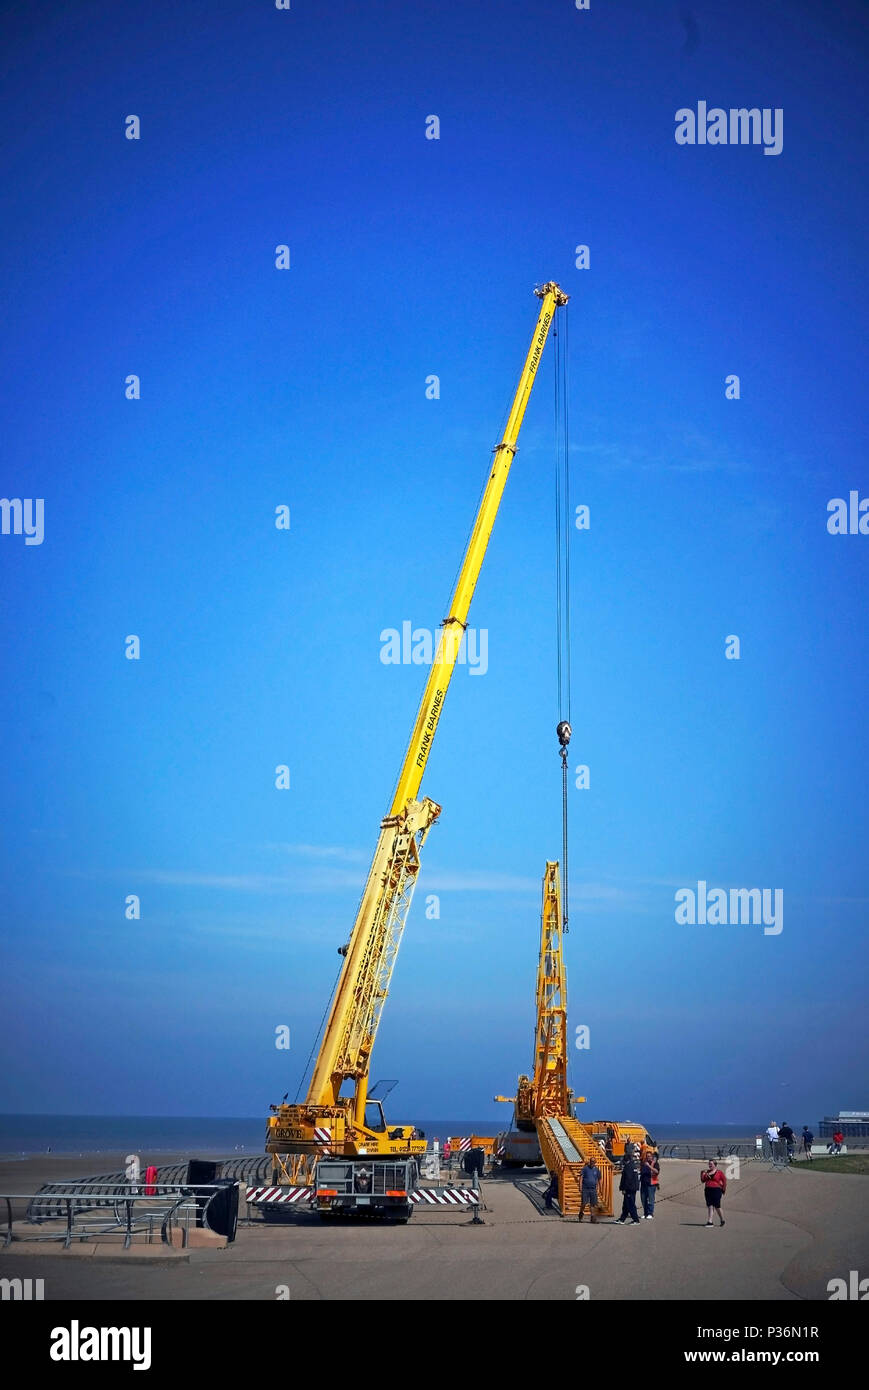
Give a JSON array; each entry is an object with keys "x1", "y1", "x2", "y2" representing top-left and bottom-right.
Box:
[{"x1": 1, "y1": 1158, "x2": 866, "y2": 1300}]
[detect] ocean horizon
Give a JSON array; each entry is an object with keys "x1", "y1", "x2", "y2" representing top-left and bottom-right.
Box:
[{"x1": 0, "y1": 1113, "x2": 773, "y2": 1158}]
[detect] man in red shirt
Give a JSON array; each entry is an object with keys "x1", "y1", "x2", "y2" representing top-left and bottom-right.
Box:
[
  {"x1": 700, "y1": 1159, "x2": 727, "y2": 1227},
  {"x1": 832, "y1": 1130, "x2": 844, "y2": 1155}
]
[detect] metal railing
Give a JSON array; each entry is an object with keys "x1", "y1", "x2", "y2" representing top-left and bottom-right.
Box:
[
  {"x1": 3, "y1": 1181, "x2": 237, "y2": 1250},
  {"x1": 655, "y1": 1142, "x2": 759, "y2": 1161}
]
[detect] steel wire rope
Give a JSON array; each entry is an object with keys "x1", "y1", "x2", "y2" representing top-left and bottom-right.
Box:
[{"x1": 293, "y1": 955, "x2": 345, "y2": 1103}]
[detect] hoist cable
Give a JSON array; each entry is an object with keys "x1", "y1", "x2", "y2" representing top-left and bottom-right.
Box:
[
  {"x1": 563, "y1": 305, "x2": 572, "y2": 725},
  {"x1": 554, "y1": 321, "x2": 563, "y2": 720},
  {"x1": 554, "y1": 304, "x2": 572, "y2": 932},
  {"x1": 293, "y1": 955, "x2": 344, "y2": 1103}
]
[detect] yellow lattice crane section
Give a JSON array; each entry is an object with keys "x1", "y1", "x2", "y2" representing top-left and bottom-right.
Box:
[
  {"x1": 497, "y1": 861, "x2": 615, "y2": 1215},
  {"x1": 533, "y1": 861, "x2": 571, "y2": 1120}
]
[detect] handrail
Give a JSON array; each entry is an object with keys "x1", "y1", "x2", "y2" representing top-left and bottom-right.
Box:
[
  {"x1": 656, "y1": 1142, "x2": 756, "y2": 1160},
  {"x1": 2, "y1": 1183, "x2": 236, "y2": 1249},
  {"x1": 22, "y1": 1154, "x2": 272, "y2": 1223}
]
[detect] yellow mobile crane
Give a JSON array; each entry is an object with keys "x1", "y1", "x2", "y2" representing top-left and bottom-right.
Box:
[
  {"x1": 496, "y1": 861, "x2": 616, "y2": 1216},
  {"x1": 495, "y1": 861, "x2": 574, "y2": 1165},
  {"x1": 266, "y1": 283, "x2": 569, "y2": 1193}
]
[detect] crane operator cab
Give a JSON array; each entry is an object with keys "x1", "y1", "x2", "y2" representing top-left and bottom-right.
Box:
[
  {"x1": 361, "y1": 1100, "x2": 406, "y2": 1141},
  {"x1": 364, "y1": 1100, "x2": 387, "y2": 1134}
]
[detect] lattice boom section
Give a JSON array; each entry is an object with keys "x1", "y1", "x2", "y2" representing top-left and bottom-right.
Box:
[
  {"x1": 336, "y1": 800, "x2": 439, "y2": 1077},
  {"x1": 538, "y1": 1116, "x2": 614, "y2": 1217}
]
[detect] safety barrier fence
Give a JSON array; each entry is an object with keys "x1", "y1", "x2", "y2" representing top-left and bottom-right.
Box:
[
  {"x1": 8, "y1": 1155, "x2": 272, "y2": 1227},
  {"x1": 656, "y1": 1140, "x2": 866, "y2": 1160},
  {"x1": 246, "y1": 1182, "x2": 483, "y2": 1221},
  {"x1": 3, "y1": 1180, "x2": 239, "y2": 1250},
  {"x1": 656, "y1": 1143, "x2": 757, "y2": 1160}
]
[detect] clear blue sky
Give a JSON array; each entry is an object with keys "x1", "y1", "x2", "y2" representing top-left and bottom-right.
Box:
[{"x1": 1, "y1": 0, "x2": 867, "y2": 1129}]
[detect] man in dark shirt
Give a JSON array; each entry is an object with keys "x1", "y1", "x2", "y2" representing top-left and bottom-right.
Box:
[
  {"x1": 801, "y1": 1126, "x2": 814, "y2": 1161},
  {"x1": 779, "y1": 1122, "x2": 795, "y2": 1163},
  {"x1": 579, "y1": 1159, "x2": 600, "y2": 1223},
  {"x1": 616, "y1": 1157, "x2": 641, "y2": 1224}
]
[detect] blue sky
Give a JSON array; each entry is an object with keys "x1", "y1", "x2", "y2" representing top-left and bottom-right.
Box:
[{"x1": 1, "y1": 0, "x2": 867, "y2": 1130}]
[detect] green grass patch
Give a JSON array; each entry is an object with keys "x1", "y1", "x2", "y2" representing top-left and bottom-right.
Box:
[{"x1": 792, "y1": 1154, "x2": 869, "y2": 1176}]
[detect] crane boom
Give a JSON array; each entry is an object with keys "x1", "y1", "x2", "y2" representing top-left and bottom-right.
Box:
[
  {"x1": 267, "y1": 283, "x2": 568, "y2": 1168},
  {"x1": 389, "y1": 282, "x2": 569, "y2": 815}
]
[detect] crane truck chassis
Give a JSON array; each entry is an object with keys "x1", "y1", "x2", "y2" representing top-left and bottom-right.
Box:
[{"x1": 313, "y1": 1156, "x2": 419, "y2": 1222}]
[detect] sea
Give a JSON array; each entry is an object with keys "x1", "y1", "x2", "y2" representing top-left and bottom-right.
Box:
[{"x1": 0, "y1": 1114, "x2": 767, "y2": 1158}]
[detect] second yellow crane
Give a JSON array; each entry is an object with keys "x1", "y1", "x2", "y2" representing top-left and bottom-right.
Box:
[{"x1": 496, "y1": 861, "x2": 618, "y2": 1217}]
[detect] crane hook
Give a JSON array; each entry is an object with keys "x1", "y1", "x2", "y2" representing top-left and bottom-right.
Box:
[{"x1": 556, "y1": 721, "x2": 571, "y2": 933}]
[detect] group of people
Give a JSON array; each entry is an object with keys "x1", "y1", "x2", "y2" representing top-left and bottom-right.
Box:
[
  {"x1": 543, "y1": 1138, "x2": 731, "y2": 1227},
  {"x1": 615, "y1": 1141, "x2": 660, "y2": 1223},
  {"x1": 456, "y1": 1119, "x2": 847, "y2": 1226},
  {"x1": 548, "y1": 1139, "x2": 661, "y2": 1224},
  {"x1": 614, "y1": 1144, "x2": 729, "y2": 1227},
  {"x1": 765, "y1": 1121, "x2": 822, "y2": 1162}
]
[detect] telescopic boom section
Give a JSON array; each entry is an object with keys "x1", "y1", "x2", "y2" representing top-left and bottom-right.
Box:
[
  {"x1": 389, "y1": 282, "x2": 568, "y2": 816},
  {"x1": 268, "y1": 284, "x2": 567, "y2": 1162}
]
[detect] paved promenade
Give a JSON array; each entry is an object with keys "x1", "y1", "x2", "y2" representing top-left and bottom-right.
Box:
[{"x1": 2, "y1": 1157, "x2": 866, "y2": 1300}]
